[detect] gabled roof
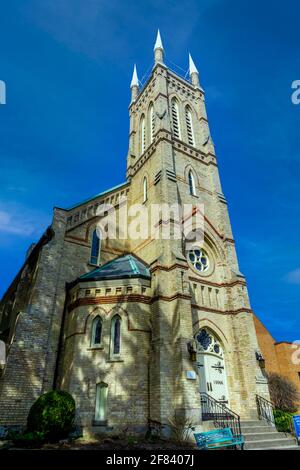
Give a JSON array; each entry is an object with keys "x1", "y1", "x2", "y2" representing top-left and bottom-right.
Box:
[
  {"x1": 79, "y1": 254, "x2": 151, "y2": 282},
  {"x1": 59, "y1": 181, "x2": 129, "y2": 211}
]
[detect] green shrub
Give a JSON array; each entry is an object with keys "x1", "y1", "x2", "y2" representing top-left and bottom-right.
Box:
[
  {"x1": 8, "y1": 430, "x2": 46, "y2": 448},
  {"x1": 27, "y1": 390, "x2": 75, "y2": 441},
  {"x1": 274, "y1": 409, "x2": 294, "y2": 433}
]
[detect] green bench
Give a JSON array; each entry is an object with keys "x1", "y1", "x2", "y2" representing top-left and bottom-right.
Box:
[{"x1": 194, "y1": 427, "x2": 244, "y2": 450}]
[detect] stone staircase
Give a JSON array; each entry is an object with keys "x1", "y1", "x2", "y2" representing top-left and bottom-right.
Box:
[{"x1": 241, "y1": 420, "x2": 299, "y2": 450}]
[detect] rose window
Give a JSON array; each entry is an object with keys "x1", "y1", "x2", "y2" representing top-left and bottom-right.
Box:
[{"x1": 188, "y1": 248, "x2": 209, "y2": 273}]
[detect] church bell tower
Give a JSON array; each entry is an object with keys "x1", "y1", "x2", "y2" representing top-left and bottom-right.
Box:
[{"x1": 126, "y1": 30, "x2": 270, "y2": 424}]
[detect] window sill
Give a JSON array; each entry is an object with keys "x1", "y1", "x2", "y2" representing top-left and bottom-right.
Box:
[
  {"x1": 88, "y1": 262, "x2": 101, "y2": 268},
  {"x1": 107, "y1": 358, "x2": 124, "y2": 363},
  {"x1": 87, "y1": 346, "x2": 104, "y2": 351},
  {"x1": 92, "y1": 420, "x2": 108, "y2": 426}
]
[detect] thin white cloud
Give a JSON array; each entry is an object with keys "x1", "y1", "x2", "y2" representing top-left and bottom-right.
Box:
[
  {"x1": 22, "y1": 0, "x2": 224, "y2": 61},
  {"x1": 285, "y1": 269, "x2": 300, "y2": 285},
  {"x1": 0, "y1": 204, "x2": 50, "y2": 237},
  {"x1": 5, "y1": 185, "x2": 27, "y2": 193}
]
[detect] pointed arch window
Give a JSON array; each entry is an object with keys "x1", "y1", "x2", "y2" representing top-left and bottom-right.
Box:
[
  {"x1": 149, "y1": 104, "x2": 155, "y2": 143},
  {"x1": 196, "y1": 328, "x2": 224, "y2": 357},
  {"x1": 91, "y1": 316, "x2": 102, "y2": 346},
  {"x1": 143, "y1": 177, "x2": 148, "y2": 203},
  {"x1": 111, "y1": 315, "x2": 121, "y2": 356},
  {"x1": 141, "y1": 115, "x2": 146, "y2": 154},
  {"x1": 188, "y1": 170, "x2": 196, "y2": 196},
  {"x1": 171, "y1": 98, "x2": 181, "y2": 139},
  {"x1": 90, "y1": 229, "x2": 101, "y2": 265},
  {"x1": 95, "y1": 382, "x2": 108, "y2": 423},
  {"x1": 185, "y1": 106, "x2": 195, "y2": 146}
]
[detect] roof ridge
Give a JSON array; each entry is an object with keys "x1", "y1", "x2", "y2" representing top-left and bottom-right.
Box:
[
  {"x1": 80, "y1": 256, "x2": 118, "y2": 278},
  {"x1": 59, "y1": 181, "x2": 129, "y2": 211},
  {"x1": 78, "y1": 252, "x2": 150, "y2": 283},
  {"x1": 129, "y1": 256, "x2": 139, "y2": 275}
]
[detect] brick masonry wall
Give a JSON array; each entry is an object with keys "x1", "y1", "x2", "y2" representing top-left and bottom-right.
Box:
[
  {"x1": 274, "y1": 343, "x2": 300, "y2": 402},
  {"x1": 253, "y1": 315, "x2": 280, "y2": 373},
  {"x1": 254, "y1": 315, "x2": 300, "y2": 408},
  {"x1": 59, "y1": 301, "x2": 151, "y2": 430},
  {"x1": 0, "y1": 58, "x2": 273, "y2": 430}
]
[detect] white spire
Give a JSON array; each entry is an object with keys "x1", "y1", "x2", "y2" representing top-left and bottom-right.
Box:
[
  {"x1": 154, "y1": 29, "x2": 163, "y2": 51},
  {"x1": 189, "y1": 53, "x2": 198, "y2": 75},
  {"x1": 130, "y1": 64, "x2": 139, "y2": 88}
]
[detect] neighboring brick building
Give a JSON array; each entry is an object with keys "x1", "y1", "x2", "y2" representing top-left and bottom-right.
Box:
[
  {"x1": 254, "y1": 315, "x2": 300, "y2": 403},
  {"x1": 0, "y1": 33, "x2": 273, "y2": 434}
]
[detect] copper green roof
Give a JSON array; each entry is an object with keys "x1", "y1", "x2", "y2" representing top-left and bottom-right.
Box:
[{"x1": 79, "y1": 254, "x2": 151, "y2": 282}]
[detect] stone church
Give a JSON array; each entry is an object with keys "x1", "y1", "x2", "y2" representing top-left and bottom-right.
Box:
[{"x1": 0, "y1": 32, "x2": 273, "y2": 436}]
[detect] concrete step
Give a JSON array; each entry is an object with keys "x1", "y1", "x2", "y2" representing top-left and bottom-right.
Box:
[
  {"x1": 244, "y1": 436, "x2": 297, "y2": 450},
  {"x1": 241, "y1": 425, "x2": 275, "y2": 434},
  {"x1": 243, "y1": 431, "x2": 290, "y2": 442},
  {"x1": 248, "y1": 445, "x2": 300, "y2": 450},
  {"x1": 241, "y1": 420, "x2": 270, "y2": 427},
  {"x1": 241, "y1": 426, "x2": 277, "y2": 434}
]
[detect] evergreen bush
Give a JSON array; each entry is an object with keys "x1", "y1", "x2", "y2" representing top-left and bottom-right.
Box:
[{"x1": 27, "y1": 390, "x2": 75, "y2": 440}]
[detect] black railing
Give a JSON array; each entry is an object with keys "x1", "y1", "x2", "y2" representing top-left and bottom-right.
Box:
[
  {"x1": 200, "y1": 392, "x2": 242, "y2": 439},
  {"x1": 256, "y1": 394, "x2": 275, "y2": 426}
]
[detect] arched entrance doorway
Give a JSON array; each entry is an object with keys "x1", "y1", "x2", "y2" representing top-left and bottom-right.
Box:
[{"x1": 196, "y1": 328, "x2": 229, "y2": 404}]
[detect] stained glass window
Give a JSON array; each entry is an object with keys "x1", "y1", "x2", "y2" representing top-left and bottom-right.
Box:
[
  {"x1": 112, "y1": 315, "x2": 121, "y2": 355},
  {"x1": 90, "y1": 229, "x2": 101, "y2": 265},
  {"x1": 188, "y1": 170, "x2": 196, "y2": 196},
  {"x1": 196, "y1": 329, "x2": 224, "y2": 357},
  {"x1": 91, "y1": 316, "x2": 102, "y2": 346},
  {"x1": 197, "y1": 329, "x2": 212, "y2": 350},
  {"x1": 188, "y1": 248, "x2": 209, "y2": 272}
]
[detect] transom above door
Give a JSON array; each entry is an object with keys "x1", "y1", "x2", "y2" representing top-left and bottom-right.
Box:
[{"x1": 196, "y1": 328, "x2": 229, "y2": 404}]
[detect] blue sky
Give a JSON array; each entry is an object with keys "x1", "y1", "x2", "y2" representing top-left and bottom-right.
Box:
[{"x1": 0, "y1": 0, "x2": 299, "y2": 341}]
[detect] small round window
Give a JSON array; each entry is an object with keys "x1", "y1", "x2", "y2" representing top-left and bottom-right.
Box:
[{"x1": 188, "y1": 248, "x2": 209, "y2": 273}]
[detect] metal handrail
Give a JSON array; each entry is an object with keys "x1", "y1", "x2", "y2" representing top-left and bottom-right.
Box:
[
  {"x1": 256, "y1": 394, "x2": 275, "y2": 426},
  {"x1": 200, "y1": 392, "x2": 242, "y2": 438}
]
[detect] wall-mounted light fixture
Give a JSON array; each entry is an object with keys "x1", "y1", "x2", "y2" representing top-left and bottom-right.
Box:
[
  {"x1": 255, "y1": 351, "x2": 265, "y2": 369},
  {"x1": 187, "y1": 340, "x2": 197, "y2": 361}
]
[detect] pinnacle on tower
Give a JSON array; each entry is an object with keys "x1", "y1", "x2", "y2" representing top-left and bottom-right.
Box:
[
  {"x1": 154, "y1": 29, "x2": 164, "y2": 51},
  {"x1": 189, "y1": 53, "x2": 198, "y2": 74},
  {"x1": 130, "y1": 64, "x2": 139, "y2": 102},
  {"x1": 154, "y1": 29, "x2": 164, "y2": 64},
  {"x1": 130, "y1": 64, "x2": 139, "y2": 88},
  {"x1": 189, "y1": 53, "x2": 200, "y2": 87}
]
